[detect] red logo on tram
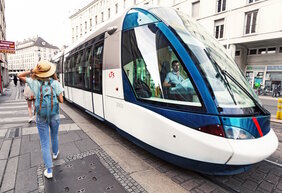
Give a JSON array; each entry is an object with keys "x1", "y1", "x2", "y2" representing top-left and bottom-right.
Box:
[{"x1": 109, "y1": 71, "x2": 115, "y2": 78}]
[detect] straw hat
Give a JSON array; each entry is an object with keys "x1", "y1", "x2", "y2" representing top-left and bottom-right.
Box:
[{"x1": 33, "y1": 60, "x2": 56, "y2": 78}]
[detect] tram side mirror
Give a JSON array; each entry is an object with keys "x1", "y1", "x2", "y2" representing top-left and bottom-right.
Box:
[{"x1": 107, "y1": 26, "x2": 118, "y2": 35}]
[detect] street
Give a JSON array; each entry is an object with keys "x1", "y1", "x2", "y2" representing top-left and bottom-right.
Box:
[
  {"x1": 259, "y1": 96, "x2": 280, "y2": 116},
  {"x1": 0, "y1": 82, "x2": 282, "y2": 193}
]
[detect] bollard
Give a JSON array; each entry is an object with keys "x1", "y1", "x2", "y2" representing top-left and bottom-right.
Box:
[{"x1": 277, "y1": 98, "x2": 282, "y2": 120}]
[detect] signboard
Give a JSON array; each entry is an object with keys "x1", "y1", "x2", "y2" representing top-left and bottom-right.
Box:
[{"x1": 0, "y1": 40, "x2": 15, "y2": 54}]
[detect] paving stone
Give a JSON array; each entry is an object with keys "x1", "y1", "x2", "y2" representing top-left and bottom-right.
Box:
[
  {"x1": 29, "y1": 134, "x2": 40, "y2": 141},
  {"x1": 274, "y1": 189, "x2": 282, "y2": 193},
  {"x1": 265, "y1": 173, "x2": 280, "y2": 184},
  {"x1": 259, "y1": 181, "x2": 275, "y2": 192},
  {"x1": 0, "y1": 129, "x2": 7, "y2": 138},
  {"x1": 242, "y1": 180, "x2": 258, "y2": 191},
  {"x1": 1, "y1": 156, "x2": 18, "y2": 192},
  {"x1": 0, "y1": 159, "x2": 7, "y2": 184},
  {"x1": 257, "y1": 162, "x2": 272, "y2": 173},
  {"x1": 59, "y1": 141, "x2": 80, "y2": 158},
  {"x1": 197, "y1": 182, "x2": 217, "y2": 193},
  {"x1": 18, "y1": 153, "x2": 31, "y2": 172},
  {"x1": 238, "y1": 187, "x2": 256, "y2": 193},
  {"x1": 211, "y1": 188, "x2": 229, "y2": 193},
  {"x1": 15, "y1": 167, "x2": 37, "y2": 193},
  {"x1": 30, "y1": 150, "x2": 43, "y2": 167},
  {"x1": 250, "y1": 170, "x2": 266, "y2": 183},
  {"x1": 270, "y1": 167, "x2": 282, "y2": 177},
  {"x1": 75, "y1": 138, "x2": 99, "y2": 152},
  {"x1": 20, "y1": 136, "x2": 40, "y2": 155},
  {"x1": 4, "y1": 190, "x2": 14, "y2": 193},
  {"x1": 181, "y1": 179, "x2": 203, "y2": 191},
  {"x1": 22, "y1": 127, "x2": 38, "y2": 135},
  {"x1": 58, "y1": 131, "x2": 81, "y2": 144},
  {"x1": 234, "y1": 171, "x2": 250, "y2": 182},
  {"x1": 10, "y1": 138, "x2": 21, "y2": 157},
  {"x1": 255, "y1": 187, "x2": 267, "y2": 193},
  {"x1": 0, "y1": 139, "x2": 12, "y2": 159},
  {"x1": 277, "y1": 182, "x2": 282, "y2": 190},
  {"x1": 75, "y1": 130, "x2": 89, "y2": 139},
  {"x1": 172, "y1": 175, "x2": 186, "y2": 183}
]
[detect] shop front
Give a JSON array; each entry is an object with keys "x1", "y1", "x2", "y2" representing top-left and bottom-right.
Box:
[{"x1": 245, "y1": 65, "x2": 282, "y2": 96}]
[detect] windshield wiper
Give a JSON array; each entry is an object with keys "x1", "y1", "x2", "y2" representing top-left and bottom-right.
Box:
[
  {"x1": 220, "y1": 69, "x2": 269, "y2": 115},
  {"x1": 204, "y1": 49, "x2": 269, "y2": 115},
  {"x1": 204, "y1": 50, "x2": 237, "y2": 105}
]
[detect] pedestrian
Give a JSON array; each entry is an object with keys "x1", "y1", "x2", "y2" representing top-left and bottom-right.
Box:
[
  {"x1": 13, "y1": 75, "x2": 17, "y2": 86},
  {"x1": 23, "y1": 82, "x2": 35, "y2": 123},
  {"x1": 17, "y1": 60, "x2": 63, "y2": 179}
]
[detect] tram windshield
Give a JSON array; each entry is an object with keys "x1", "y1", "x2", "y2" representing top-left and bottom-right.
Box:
[
  {"x1": 150, "y1": 7, "x2": 261, "y2": 114},
  {"x1": 122, "y1": 23, "x2": 202, "y2": 109}
]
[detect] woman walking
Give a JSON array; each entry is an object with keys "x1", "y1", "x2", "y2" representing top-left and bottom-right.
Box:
[
  {"x1": 23, "y1": 83, "x2": 35, "y2": 123},
  {"x1": 18, "y1": 60, "x2": 63, "y2": 179}
]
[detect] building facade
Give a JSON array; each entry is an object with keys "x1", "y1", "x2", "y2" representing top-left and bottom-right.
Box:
[
  {"x1": 7, "y1": 37, "x2": 59, "y2": 75},
  {"x1": 0, "y1": 0, "x2": 9, "y2": 92},
  {"x1": 70, "y1": 0, "x2": 282, "y2": 91}
]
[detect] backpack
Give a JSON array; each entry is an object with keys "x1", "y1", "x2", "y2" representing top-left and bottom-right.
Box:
[{"x1": 35, "y1": 79, "x2": 59, "y2": 118}]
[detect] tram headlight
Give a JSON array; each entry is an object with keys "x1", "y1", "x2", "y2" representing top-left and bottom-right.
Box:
[{"x1": 223, "y1": 126, "x2": 255, "y2": 140}]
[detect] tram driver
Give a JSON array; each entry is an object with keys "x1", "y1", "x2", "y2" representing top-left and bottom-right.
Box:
[
  {"x1": 163, "y1": 60, "x2": 184, "y2": 89},
  {"x1": 163, "y1": 60, "x2": 193, "y2": 101}
]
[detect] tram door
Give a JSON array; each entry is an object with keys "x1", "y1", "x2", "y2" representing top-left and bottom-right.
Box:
[{"x1": 92, "y1": 41, "x2": 104, "y2": 118}]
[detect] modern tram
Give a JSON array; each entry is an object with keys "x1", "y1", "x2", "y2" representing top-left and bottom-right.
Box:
[{"x1": 52, "y1": 6, "x2": 278, "y2": 175}]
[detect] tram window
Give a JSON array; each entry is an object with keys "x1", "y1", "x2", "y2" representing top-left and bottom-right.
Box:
[
  {"x1": 93, "y1": 43, "x2": 103, "y2": 94},
  {"x1": 84, "y1": 46, "x2": 93, "y2": 90},
  {"x1": 122, "y1": 24, "x2": 201, "y2": 107},
  {"x1": 64, "y1": 58, "x2": 70, "y2": 86},
  {"x1": 69, "y1": 56, "x2": 75, "y2": 86},
  {"x1": 74, "y1": 51, "x2": 84, "y2": 88}
]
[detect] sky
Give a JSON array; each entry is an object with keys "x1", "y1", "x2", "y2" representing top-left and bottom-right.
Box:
[{"x1": 5, "y1": 0, "x2": 93, "y2": 49}]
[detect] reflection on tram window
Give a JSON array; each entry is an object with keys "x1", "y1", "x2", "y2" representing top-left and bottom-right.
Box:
[
  {"x1": 93, "y1": 44, "x2": 103, "y2": 94},
  {"x1": 122, "y1": 24, "x2": 201, "y2": 107}
]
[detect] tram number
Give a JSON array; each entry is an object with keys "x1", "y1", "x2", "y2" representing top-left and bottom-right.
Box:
[{"x1": 109, "y1": 71, "x2": 115, "y2": 78}]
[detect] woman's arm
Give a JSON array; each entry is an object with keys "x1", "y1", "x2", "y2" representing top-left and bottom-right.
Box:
[
  {"x1": 17, "y1": 69, "x2": 33, "y2": 83},
  {"x1": 57, "y1": 93, "x2": 63, "y2": 103}
]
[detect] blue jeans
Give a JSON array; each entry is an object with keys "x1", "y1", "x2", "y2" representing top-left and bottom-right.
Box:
[{"x1": 36, "y1": 114, "x2": 60, "y2": 169}]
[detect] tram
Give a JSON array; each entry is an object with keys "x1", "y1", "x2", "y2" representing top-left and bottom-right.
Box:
[{"x1": 52, "y1": 6, "x2": 278, "y2": 175}]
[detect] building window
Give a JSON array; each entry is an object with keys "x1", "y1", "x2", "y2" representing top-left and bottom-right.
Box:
[
  {"x1": 108, "y1": 8, "x2": 110, "y2": 19},
  {"x1": 214, "y1": 19, "x2": 224, "y2": 39},
  {"x1": 101, "y1": 12, "x2": 104, "y2": 22},
  {"x1": 235, "y1": 50, "x2": 241, "y2": 56},
  {"x1": 258, "y1": 48, "x2": 266, "y2": 54},
  {"x1": 90, "y1": 18, "x2": 92, "y2": 31},
  {"x1": 85, "y1": 21, "x2": 87, "y2": 34},
  {"x1": 95, "y1": 15, "x2": 98, "y2": 25},
  {"x1": 248, "y1": 0, "x2": 259, "y2": 3},
  {"x1": 192, "y1": 1, "x2": 200, "y2": 18},
  {"x1": 245, "y1": 10, "x2": 258, "y2": 34},
  {"x1": 279, "y1": 47, "x2": 282, "y2": 53},
  {"x1": 76, "y1": 26, "x2": 78, "y2": 40},
  {"x1": 216, "y1": 0, "x2": 226, "y2": 13},
  {"x1": 115, "y1": 3, "x2": 118, "y2": 14},
  {"x1": 249, "y1": 49, "x2": 257, "y2": 55},
  {"x1": 267, "y1": 47, "x2": 276, "y2": 54},
  {"x1": 80, "y1": 24, "x2": 82, "y2": 37}
]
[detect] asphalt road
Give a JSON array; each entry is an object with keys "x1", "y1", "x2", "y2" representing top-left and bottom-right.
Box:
[{"x1": 259, "y1": 96, "x2": 280, "y2": 116}]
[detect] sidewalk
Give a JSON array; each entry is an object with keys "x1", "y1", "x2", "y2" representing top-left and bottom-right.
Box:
[{"x1": 0, "y1": 83, "x2": 144, "y2": 193}]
